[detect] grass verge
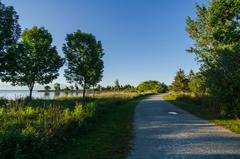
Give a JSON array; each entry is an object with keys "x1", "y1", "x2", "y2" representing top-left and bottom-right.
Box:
[
  {"x1": 47, "y1": 96, "x2": 144, "y2": 159},
  {"x1": 0, "y1": 92, "x2": 144, "y2": 159},
  {"x1": 163, "y1": 92, "x2": 240, "y2": 133}
]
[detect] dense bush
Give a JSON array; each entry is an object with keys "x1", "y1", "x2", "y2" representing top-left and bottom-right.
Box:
[
  {"x1": 137, "y1": 80, "x2": 168, "y2": 93},
  {"x1": 0, "y1": 102, "x2": 94, "y2": 158}
]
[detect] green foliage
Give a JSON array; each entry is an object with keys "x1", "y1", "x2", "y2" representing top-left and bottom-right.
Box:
[
  {"x1": 137, "y1": 80, "x2": 168, "y2": 93},
  {"x1": 99, "y1": 83, "x2": 135, "y2": 92},
  {"x1": 49, "y1": 95, "x2": 144, "y2": 159},
  {"x1": 186, "y1": 0, "x2": 240, "y2": 118},
  {"x1": 0, "y1": 102, "x2": 90, "y2": 159},
  {"x1": 54, "y1": 83, "x2": 61, "y2": 92},
  {"x1": 69, "y1": 85, "x2": 74, "y2": 92},
  {"x1": 74, "y1": 84, "x2": 79, "y2": 92},
  {"x1": 187, "y1": 69, "x2": 194, "y2": 82},
  {"x1": 122, "y1": 84, "x2": 135, "y2": 92},
  {"x1": 0, "y1": 1, "x2": 21, "y2": 75},
  {"x1": 188, "y1": 72, "x2": 206, "y2": 95},
  {"x1": 1, "y1": 26, "x2": 64, "y2": 99},
  {"x1": 44, "y1": 86, "x2": 51, "y2": 92},
  {"x1": 63, "y1": 86, "x2": 70, "y2": 94},
  {"x1": 0, "y1": 94, "x2": 141, "y2": 159},
  {"x1": 114, "y1": 79, "x2": 120, "y2": 91},
  {"x1": 163, "y1": 93, "x2": 240, "y2": 133},
  {"x1": 172, "y1": 69, "x2": 189, "y2": 92},
  {"x1": 63, "y1": 30, "x2": 104, "y2": 106}
]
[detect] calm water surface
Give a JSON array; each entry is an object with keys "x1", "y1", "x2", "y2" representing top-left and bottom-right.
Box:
[{"x1": 0, "y1": 90, "x2": 82, "y2": 99}]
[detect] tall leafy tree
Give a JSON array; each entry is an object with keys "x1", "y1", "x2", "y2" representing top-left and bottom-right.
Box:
[
  {"x1": 63, "y1": 30, "x2": 104, "y2": 106},
  {"x1": 188, "y1": 69, "x2": 195, "y2": 82},
  {"x1": 188, "y1": 71, "x2": 206, "y2": 95},
  {"x1": 0, "y1": 1, "x2": 21, "y2": 77},
  {"x1": 2, "y1": 26, "x2": 64, "y2": 99},
  {"x1": 172, "y1": 69, "x2": 189, "y2": 92},
  {"x1": 186, "y1": 0, "x2": 240, "y2": 117}
]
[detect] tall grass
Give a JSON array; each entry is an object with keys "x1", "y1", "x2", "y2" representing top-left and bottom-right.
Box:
[
  {"x1": 163, "y1": 92, "x2": 240, "y2": 133},
  {"x1": 0, "y1": 92, "x2": 142, "y2": 159}
]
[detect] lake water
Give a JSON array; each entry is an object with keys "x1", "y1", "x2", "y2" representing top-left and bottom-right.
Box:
[{"x1": 0, "y1": 90, "x2": 83, "y2": 99}]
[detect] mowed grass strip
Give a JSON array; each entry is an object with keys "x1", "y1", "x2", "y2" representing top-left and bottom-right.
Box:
[
  {"x1": 48, "y1": 96, "x2": 143, "y2": 159},
  {"x1": 163, "y1": 93, "x2": 240, "y2": 133}
]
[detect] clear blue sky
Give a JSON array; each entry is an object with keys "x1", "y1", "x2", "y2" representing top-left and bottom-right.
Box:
[{"x1": 2, "y1": 0, "x2": 205, "y2": 89}]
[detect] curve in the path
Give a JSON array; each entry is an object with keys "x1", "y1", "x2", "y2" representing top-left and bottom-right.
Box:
[{"x1": 127, "y1": 94, "x2": 240, "y2": 159}]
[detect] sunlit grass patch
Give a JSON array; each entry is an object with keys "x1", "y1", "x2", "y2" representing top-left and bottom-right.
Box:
[
  {"x1": 0, "y1": 92, "x2": 146, "y2": 159},
  {"x1": 49, "y1": 96, "x2": 143, "y2": 159},
  {"x1": 163, "y1": 92, "x2": 240, "y2": 134}
]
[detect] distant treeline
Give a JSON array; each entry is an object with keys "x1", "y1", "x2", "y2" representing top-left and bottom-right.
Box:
[{"x1": 41, "y1": 79, "x2": 168, "y2": 94}]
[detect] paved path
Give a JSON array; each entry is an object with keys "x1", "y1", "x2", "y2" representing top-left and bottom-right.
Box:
[{"x1": 127, "y1": 94, "x2": 240, "y2": 159}]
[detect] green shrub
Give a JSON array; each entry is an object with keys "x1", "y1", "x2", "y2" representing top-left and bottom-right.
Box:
[{"x1": 137, "y1": 80, "x2": 168, "y2": 93}]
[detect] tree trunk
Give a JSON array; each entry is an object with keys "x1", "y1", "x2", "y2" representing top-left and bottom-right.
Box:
[
  {"x1": 93, "y1": 86, "x2": 95, "y2": 97},
  {"x1": 28, "y1": 83, "x2": 34, "y2": 100},
  {"x1": 82, "y1": 83, "x2": 86, "y2": 108}
]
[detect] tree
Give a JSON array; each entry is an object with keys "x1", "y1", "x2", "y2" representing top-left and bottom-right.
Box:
[
  {"x1": 168, "y1": 85, "x2": 173, "y2": 91},
  {"x1": 69, "y1": 85, "x2": 74, "y2": 92},
  {"x1": 0, "y1": 1, "x2": 21, "y2": 77},
  {"x1": 75, "y1": 83, "x2": 79, "y2": 92},
  {"x1": 2, "y1": 27, "x2": 64, "y2": 99},
  {"x1": 172, "y1": 69, "x2": 189, "y2": 92},
  {"x1": 44, "y1": 85, "x2": 51, "y2": 92},
  {"x1": 122, "y1": 84, "x2": 135, "y2": 91},
  {"x1": 96, "y1": 84, "x2": 102, "y2": 91},
  {"x1": 63, "y1": 30, "x2": 104, "y2": 107},
  {"x1": 105, "y1": 86, "x2": 112, "y2": 91},
  {"x1": 186, "y1": 0, "x2": 240, "y2": 117},
  {"x1": 54, "y1": 83, "x2": 61, "y2": 92},
  {"x1": 188, "y1": 69, "x2": 195, "y2": 82},
  {"x1": 188, "y1": 72, "x2": 206, "y2": 95},
  {"x1": 137, "y1": 80, "x2": 167, "y2": 93},
  {"x1": 114, "y1": 79, "x2": 120, "y2": 91},
  {"x1": 64, "y1": 86, "x2": 70, "y2": 94},
  {"x1": 159, "y1": 82, "x2": 168, "y2": 93}
]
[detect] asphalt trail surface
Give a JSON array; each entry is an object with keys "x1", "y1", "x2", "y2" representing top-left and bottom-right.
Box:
[{"x1": 127, "y1": 94, "x2": 240, "y2": 159}]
